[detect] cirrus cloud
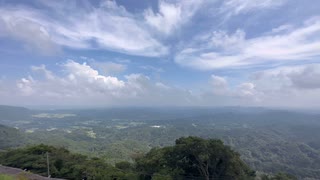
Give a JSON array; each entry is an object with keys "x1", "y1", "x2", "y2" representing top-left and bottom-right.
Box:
[
  {"x1": 0, "y1": 1, "x2": 167, "y2": 56},
  {"x1": 175, "y1": 17, "x2": 320, "y2": 70}
]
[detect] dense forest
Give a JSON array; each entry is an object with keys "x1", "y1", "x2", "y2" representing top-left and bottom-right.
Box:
[
  {"x1": 0, "y1": 137, "x2": 296, "y2": 180},
  {"x1": 0, "y1": 106, "x2": 319, "y2": 179}
]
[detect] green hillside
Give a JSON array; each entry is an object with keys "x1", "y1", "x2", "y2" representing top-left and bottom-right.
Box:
[{"x1": 0, "y1": 125, "x2": 26, "y2": 150}]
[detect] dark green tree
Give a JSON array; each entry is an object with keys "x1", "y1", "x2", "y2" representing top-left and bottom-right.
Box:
[
  {"x1": 136, "y1": 136, "x2": 255, "y2": 180},
  {"x1": 0, "y1": 144, "x2": 138, "y2": 180}
]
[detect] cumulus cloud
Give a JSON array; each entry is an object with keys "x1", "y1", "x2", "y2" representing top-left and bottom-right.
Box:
[
  {"x1": 252, "y1": 64, "x2": 320, "y2": 90},
  {"x1": 31, "y1": 65, "x2": 55, "y2": 80},
  {"x1": 203, "y1": 75, "x2": 260, "y2": 106},
  {"x1": 90, "y1": 61, "x2": 127, "y2": 75},
  {"x1": 236, "y1": 82, "x2": 258, "y2": 98},
  {"x1": 63, "y1": 60, "x2": 125, "y2": 91},
  {"x1": 0, "y1": 1, "x2": 167, "y2": 56},
  {"x1": 16, "y1": 77, "x2": 35, "y2": 96},
  {"x1": 210, "y1": 75, "x2": 229, "y2": 95},
  {"x1": 8, "y1": 60, "x2": 194, "y2": 106},
  {"x1": 205, "y1": 75, "x2": 260, "y2": 105},
  {"x1": 203, "y1": 64, "x2": 320, "y2": 108},
  {"x1": 221, "y1": 64, "x2": 320, "y2": 108},
  {"x1": 2, "y1": 62, "x2": 320, "y2": 108},
  {"x1": 175, "y1": 17, "x2": 320, "y2": 70},
  {"x1": 15, "y1": 60, "x2": 126, "y2": 100}
]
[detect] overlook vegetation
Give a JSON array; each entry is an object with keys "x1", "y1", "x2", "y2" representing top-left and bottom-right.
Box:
[
  {"x1": 0, "y1": 137, "x2": 259, "y2": 180},
  {"x1": 0, "y1": 106, "x2": 318, "y2": 179},
  {"x1": 136, "y1": 137, "x2": 255, "y2": 180},
  {"x1": 0, "y1": 124, "x2": 25, "y2": 150},
  {"x1": 0, "y1": 144, "x2": 137, "y2": 179}
]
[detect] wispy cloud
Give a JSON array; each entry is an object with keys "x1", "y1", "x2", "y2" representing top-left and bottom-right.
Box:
[
  {"x1": 144, "y1": 0, "x2": 203, "y2": 35},
  {"x1": 0, "y1": 1, "x2": 167, "y2": 56},
  {"x1": 220, "y1": 0, "x2": 286, "y2": 16},
  {"x1": 175, "y1": 17, "x2": 320, "y2": 70}
]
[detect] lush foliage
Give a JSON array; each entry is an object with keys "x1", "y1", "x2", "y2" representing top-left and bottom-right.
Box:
[
  {"x1": 0, "y1": 144, "x2": 137, "y2": 180},
  {"x1": 0, "y1": 137, "x2": 298, "y2": 180},
  {"x1": 0, "y1": 125, "x2": 25, "y2": 150},
  {"x1": 136, "y1": 136, "x2": 255, "y2": 180},
  {"x1": 0, "y1": 106, "x2": 317, "y2": 179},
  {"x1": 0, "y1": 137, "x2": 258, "y2": 180}
]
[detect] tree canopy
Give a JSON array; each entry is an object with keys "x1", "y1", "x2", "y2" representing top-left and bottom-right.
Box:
[
  {"x1": 0, "y1": 137, "x2": 297, "y2": 180},
  {"x1": 136, "y1": 136, "x2": 256, "y2": 180}
]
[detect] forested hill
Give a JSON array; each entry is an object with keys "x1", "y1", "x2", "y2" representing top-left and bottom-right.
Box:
[
  {"x1": 0, "y1": 105, "x2": 31, "y2": 121},
  {"x1": 0, "y1": 137, "x2": 295, "y2": 180},
  {"x1": 0, "y1": 124, "x2": 25, "y2": 150},
  {"x1": 0, "y1": 105, "x2": 319, "y2": 179}
]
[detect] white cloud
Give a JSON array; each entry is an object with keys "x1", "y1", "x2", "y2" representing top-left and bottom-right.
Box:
[
  {"x1": 175, "y1": 17, "x2": 320, "y2": 70},
  {"x1": 203, "y1": 64, "x2": 320, "y2": 108},
  {"x1": 31, "y1": 65, "x2": 55, "y2": 80},
  {"x1": 210, "y1": 30, "x2": 246, "y2": 49},
  {"x1": 236, "y1": 82, "x2": 257, "y2": 98},
  {"x1": 144, "y1": 0, "x2": 203, "y2": 35},
  {"x1": 124, "y1": 74, "x2": 151, "y2": 97},
  {"x1": 206, "y1": 75, "x2": 258, "y2": 102},
  {"x1": 90, "y1": 61, "x2": 127, "y2": 75},
  {"x1": 2, "y1": 62, "x2": 320, "y2": 108},
  {"x1": 63, "y1": 60, "x2": 125, "y2": 91},
  {"x1": 1, "y1": 1, "x2": 320, "y2": 109},
  {"x1": 271, "y1": 24, "x2": 293, "y2": 33},
  {"x1": 0, "y1": 1, "x2": 167, "y2": 56},
  {"x1": 6, "y1": 60, "x2": 194, "y2": 106},
  {"x1": 210, "y1": 75, "x2": 228, "y2": 95},
  {"x1": 145, "y1": 1, "x2": 181, "y2": 34},
  {"x1": 15, "y1": 60, "x2": 126, "y2": 100},
  {"x1": 247, "y1": 64, "x2": 320, "y2": 108},
  {"x1": 252, "y1": 64, "x2": 320, "y2": 90},
  {"x1": 220, "y1": 0, "x2": 286, "y2": 16},
  {"x1": 16, "y1": 76, "x2": 35, "y2": 96},
  {"x1": 204, "y1": 75, "x2": 260, "y2": 105},
  {"x1": 0, "y1": 9, "x2": 59, "y2": 55}
]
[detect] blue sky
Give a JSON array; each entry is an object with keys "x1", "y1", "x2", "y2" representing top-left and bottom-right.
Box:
[{"x1": 0, "y1": 0, "x2": 320, "y2": 108}]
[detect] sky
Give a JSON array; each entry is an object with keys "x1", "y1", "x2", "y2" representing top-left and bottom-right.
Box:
[{"x1": 0, "y1": 0, "x2": 320, "y2": 108}]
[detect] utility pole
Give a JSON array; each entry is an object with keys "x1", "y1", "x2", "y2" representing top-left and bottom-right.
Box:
[{"x1": 46, "y1": 152, "x2": 50, "y2": 178}]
